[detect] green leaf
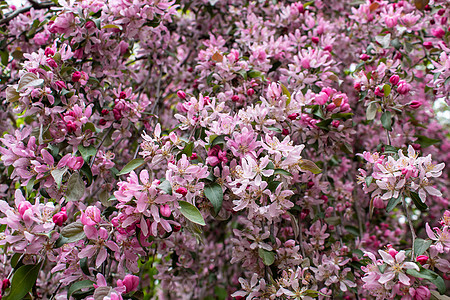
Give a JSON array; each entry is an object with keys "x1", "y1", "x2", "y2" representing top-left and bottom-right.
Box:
[
  {"x1": 210, "y1": 135, "x2": 227, "y2": 147},
  {"x1": 315, "y1": 119, "x2": 332, "y2": 131},
  {"x1": 406, "y1": 267, "x2": 446, "y2": 294},
  {"x1": 26, "y1": 176, "x2": 36, "y2": 198},
  {"x1": 178, "y1": 201, "x2": 206, "y2": 226},
  {"x1": 66, "y1": 173, "x2": 85, "y2": 201},
  {"x1": 17, "y1": 72, "x2": 44, "y2": 92},
  {"x1": 410, "y1": 191, "x2": 428, "y2": 211},
  {"x1": 279, "y1": 82, "x2": 291, "y2": 106},
  {"x1": 0, "y1": 50, "x2": 8, "y2": 65},
  {"x1": 299, "y1": 159, "x2": 322, "y2": 174},
  {"x1": 383, "y1": 145, "x2": 397, "y2": 154},
  {"x1": 67, "y1": 280, "x2": 94, "y2": 300},
  {"x1": 51, "y1": 167, "x2": 67, "y2": 189},
  {"x1": 366, "y1": 102, "x2": 378, "y2": 120},
  {"x1": 158, "y1": 179, "x2": 172, "y2": 195},
  {"x1": 386, "y1": 195, "x2": 401, "y2": 212},
  {"x1": 267, "y1": 126, "x2": 282, "y2": 133},
  {"x1": 383, "y1": 84, "x2": 391, "y2": 97},
  {"x1": 78, "y1": 145, "x2": 97, "y2": 162},
  {"x1": 365, "y1": 175, "x2": 373, "y2": 187},
  {"x1": 375, "y1": 33, "x2": 391, "y2": 48},
  {"x1": 3, "y1": 262, "x2": 42, "y2": 300},
  {"x1": 331, "y1": 112, "x2": 353, "y2": 119},
  {"x1": 381, "y1": 111, "x2": 392, "y2": 131},
  {"x1": 60, "y1": 222, "x2": 86, "y2": 243},
  {"x1": 80, "y1": 257, "x2": 90, "y2": 276},
  {"x1": 414, "y1": 238, "x2": 432, "y2": 256},
  {"x1": 117, "y1": 158, "x2": 145, "y2": 176},
  {"x1": 258, "y1": 248, "x2": 275, "y2": 266},
  {"x1": 182, "y1": 142, "x2": 194, "y2": 157},
  {"x1": 273, "y1": 169, "x2": 292, "y2": 177},
  {"x1": 204, "y1": 183, "x2": 223, "y2": 215},
  {"x1": 11, "y1": 253, "x2": 22, "y2": 269},
  {"x1": 248, "y1": 70, "x2": 262, "y2": 79},
  {"x1": 414, "y1": 135, "x2": 440, "y2": 148},
  {"x1": 80, "y1": 163, "x2": 93, "y2": 187},
  {"x1": 214, "y1": 286, "x2": 227, "y2": 300}
]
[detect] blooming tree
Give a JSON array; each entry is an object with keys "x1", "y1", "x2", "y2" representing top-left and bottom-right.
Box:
[{"x1": 0, "y1": 0, "x2": 449, "y2": 299}]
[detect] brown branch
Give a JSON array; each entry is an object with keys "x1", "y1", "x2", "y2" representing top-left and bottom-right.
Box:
[{"x1": 0, "y1": 1, "x2": 55, "y2": 26}]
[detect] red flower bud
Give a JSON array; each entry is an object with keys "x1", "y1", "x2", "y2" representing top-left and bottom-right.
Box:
[
  {"x1": 311, "y1": 36, "x2": 319, "y2": 44},
  {"x1": 99, "y1": 119, "x2": 107, "y2": 126},
  {"x1": 287, "y1": 113, "x2": 298, "y2": 120},
  {"x1": 175, "y1": 187, "x2": 188, "y2": 196},
  {"x1": 72, "y1": 71, "x2": 82, "y2": 82},
  {"x1": 410, "y1": 100, "x2": 422, "y2": 109},
  {"x1": 416, "y1": 255, "x2": 429, "y2": 265},
  {"x1": 46, "y1": 57, "x2": 57, "y2": 68},
  {"x1": 231, "y1": 95, "x2": 240, "y2": 102},
  {"x1": 282, "y1": 128, "x2": 289, "y2": 135},
  {"x1": 360, "y1": 54, "x2": 370, "y2": 61},
  {"x1": 2, "y1": 278, "x2": 10, "y2": 290},
  {"x1": 177, "y1": 90, "x2": 186, "y2": 99},
  {"x1": 246, "y1": 88, "x2": 255, "y2": 96},
  {"x1": 389, "y1": 74, "x2": 400, "y2": 85},
  {"x1": 44, "y1": 47, "x2": 55, "y2": 57},
  {"x1": 119, "y1": 91, "x2": 127, "y2": 99}
]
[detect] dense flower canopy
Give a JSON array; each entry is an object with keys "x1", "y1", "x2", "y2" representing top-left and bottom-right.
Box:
[{"x1": 0, "y1": 0, "x2": 449, "y2": 299}]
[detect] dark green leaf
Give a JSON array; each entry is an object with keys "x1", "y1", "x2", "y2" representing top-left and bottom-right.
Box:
[
  {"x1": 414, "y1": 238, "x2": 432, "y2": 256},
  {"x1": 273, "y1": 169, "x2": 292, "y2": 177},
  {"x1": 366, "y1": 102, "x2": 378, "y2": 120},
  {"x1": 204, "y1": 183, "x2": 223, "y2": 215},
  {"x1": 414, "y1": 135, "x2": 440, "y2": 148},
  {"x1": 258, "y1": 248, "x2": 275, "y2": 266},
  {"x1": 80, "y1": 163, "x2": 93, "y2": 186},
  {"x1": 61, "y1": 222, "x2": 86, "y2": 243},
  {"x1": 67, "y1": 280, "x2": 94, "y2": 300},
  {"x1": 158, "y1": 179, "x2": 172, "y2": 195},
  {"x1": 117, "y1": 158, "x2": 145, "y2": 176},
  {"x1": 78, "y1": 145, "x2": 97, "y2": 162},
  {"x1": 179, "y1": 201, "x2": 206, "y2": 226},
  {"x1": 66, "y1": 173, "x2": 85, "y2": 201},
  {"x1": 386, "y1": 195, "x2": 401, "y2": 212},
  {"x1": 80, "y1": 257, "x2": 90, "y2": 276},
  {"x1": 3, "y1": 262, "x2": 42, "y2": 300},
  {"x1": 182, "y1": 142, "x2": 194, "y2": 157},
  {"x1": 410, "y1": 191, "x2": 428, "y2": 211},
  {"x1": 381, "y1": 111, "x2": 392, "y2": 131}
]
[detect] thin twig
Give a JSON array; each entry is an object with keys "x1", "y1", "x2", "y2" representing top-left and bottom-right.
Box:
[{"x1": 402, "y1": 196, "x2": 417, "y2": 258}]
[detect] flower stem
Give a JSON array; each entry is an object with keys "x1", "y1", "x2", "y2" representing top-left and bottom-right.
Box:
[{"x1": 401, "y1": 196, "x2": 417, "y2": 258}]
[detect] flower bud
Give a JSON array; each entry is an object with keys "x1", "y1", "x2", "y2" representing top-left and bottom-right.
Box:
[
  {"x1": 113, "y1": 108, "x2": 122, "y2": 121},
  {"x1": 423, "y1": 41, "x2": 433, "y2": 49},
  {"x1": 311, "y1": 36, "x2": 319, "y2": 44},
  {"x1": 67, "y1": 156, "x2": 84, "y2": 170},
  {"x1": 431, "y1": 27, "x2": 445, "y2": 39},
  {"x1": 53, "y1": 210, "x2": 68, "y2": 226},
  {"x1": 119, "y1": 91, "x2": 127, "y2": 99},
  {"x1": 389, "y1": 74, "x2": 400, "y2": 85},
  {"x1": 72, "y1": 71, "x2": 82, "y2": 82},
  {"x1": 85, "y1": 20, "x2": 95, "y2": 29},
  {"x1": 231, "y1": 95, "x2": 240, "y2": 102},
  {"x1": 190, "y1": 153, "x2": 198, "y2": 160},
  {"x1": 331, "y1": 120, "x2": 340, "y2": 128},
  {"x1": 175, "y1": 187, "x2": 188, "y2": 196},
  {"x1": 177, "y1": 90, "x2": 186, "y2": 99},
  {"x1": 246, "y1": 88, "x2": 255, "y2": 96},
  {"x1": 18, "y1": 201, "x2": 32, "y2": 217},
  {"x1": 81, "y1": 206, "x2": 101, "y2": 226},
  {"x1": 2, "y1": 278, "x2": 10, "y2": 290},
  {"x1": 122, "y1": 275, "x2": 139, "y2": 293},
  {"x1": 55, "y1": 80, "x2": 66, "y2": 90},
  {"x1": 416, "y1": 255, "x2": 429, "y2": 265},
  {"x1": 315, "y1": 92, "x2": 328, "y2": 105},
  {"x1": 360, "y1": 53, "x2": 370, "y2": 61},
  {"x1": 410, "y1": 100, "x2": 422, "y2": 109},
  {"x1": 160, "y1": 205, "x2": 171, "y2": 218},
  {"x1": 353, "y1": 82, "x2": 361, "y2": 91},
  {"x1": 173, "y1": 224, "x2": 181, "y2": 232},
  {"x1": 44, "y1": 47, "x2": 55, "y2": 57},
  {"x1": 388, "y1": 248, "x2": 398, "y2": 258},
  {"x1": 397, "y1": 81, "x2": 411, "y2": 95},
  {"x1": 99, "y1": 119, "x2": 107, "y2": 126},
  {"x1": 374, "y1": 86, "x2": 384, "y2": 97},
  {"x1": 414, "y1": 286, "x2": 431, "y2": 300},
  {"x1": 287, "y1": 113, "x2": 298, "y2": 120},
  {"x1": 282, "y1": 128, "x2": 289, "y2": 135},
  {"x1": 46, "y1": 57, "x2": 57, "y2": 68}
]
